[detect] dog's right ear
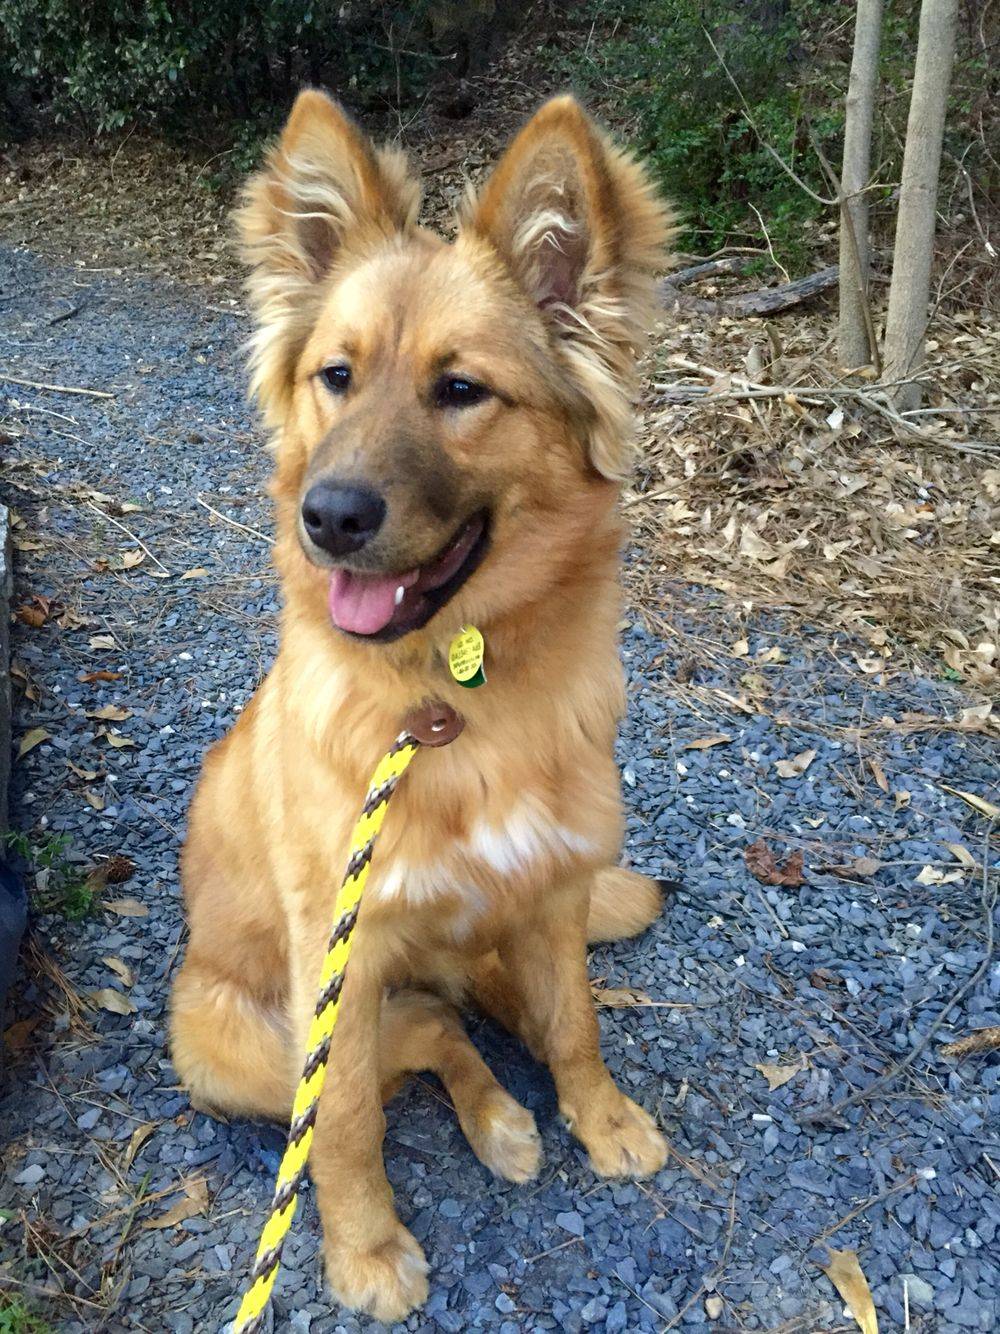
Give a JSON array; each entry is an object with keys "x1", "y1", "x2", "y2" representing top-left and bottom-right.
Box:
[{"x1": 236, "y1": 89, "x2": 420, "y2": 421}]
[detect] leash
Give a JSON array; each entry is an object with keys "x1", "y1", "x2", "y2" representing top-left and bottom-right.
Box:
[{"x1": 232, "y1": 698, "x2": 465, "y2": 1333}]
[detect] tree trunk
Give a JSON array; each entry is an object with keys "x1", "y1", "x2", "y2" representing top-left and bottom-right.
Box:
[
  {"x1": 882, "y1": 0, "x2": 958, "y2": 410},
  {"x1": 838, "y1": 0, "x2": 882, "y2": 370}
]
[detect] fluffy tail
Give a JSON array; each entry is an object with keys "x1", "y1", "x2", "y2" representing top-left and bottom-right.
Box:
[{"x1": 587, "y1": 868, "x2": 667, "y2": 943}]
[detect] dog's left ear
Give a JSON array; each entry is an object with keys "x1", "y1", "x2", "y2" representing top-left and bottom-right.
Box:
[{"x1": 464, "y1": 96, "x2": 673, "y2": 479}]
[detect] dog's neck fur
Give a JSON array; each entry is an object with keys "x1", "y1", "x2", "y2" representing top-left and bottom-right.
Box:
[{"x1": 268, "y1": 485, "x2": 625, "y2": 787}]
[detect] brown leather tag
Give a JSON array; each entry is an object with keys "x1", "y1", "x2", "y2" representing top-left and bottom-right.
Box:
[{"x1": 403, "y1": 700, "x2": 465, "y2": 747}]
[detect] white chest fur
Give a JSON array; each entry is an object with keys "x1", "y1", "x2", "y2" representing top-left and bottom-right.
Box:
[{"x1": 372, "y1": 795, "x2": 597, "y2": 918}]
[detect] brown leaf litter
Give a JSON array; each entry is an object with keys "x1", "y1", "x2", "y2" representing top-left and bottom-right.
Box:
[{"x1": 744, "y1": 839, "x2": 806, "y2": 887}]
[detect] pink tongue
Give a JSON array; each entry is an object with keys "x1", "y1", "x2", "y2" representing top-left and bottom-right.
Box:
[
  {"x1": 328, "y1": 568, "x2": 417, "y2": 635},
  {"x1": 328, "y1": 570, "x2": 400, "y2": 635}
]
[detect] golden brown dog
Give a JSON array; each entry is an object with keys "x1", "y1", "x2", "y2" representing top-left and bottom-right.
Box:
[{"x1": 170, "y1": 89, "x2": 673, "y2": 1321}]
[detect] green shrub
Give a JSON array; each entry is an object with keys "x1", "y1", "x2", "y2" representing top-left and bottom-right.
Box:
[
  {"x1": 0, "y1": 1295, "x2": 54, "y2": 1334},
  {"x1": 567, "y1": 0, "x2": 845, "y2": 273},
  {"x1": 0, "y1": 0, "x2": 442, "y2": 136},
  {"x1": 568, "y1": 0, "x2": 999, "y2": 276},
  {"x1": 3, "y1": 830, "x2": 94, "y2": 920}
]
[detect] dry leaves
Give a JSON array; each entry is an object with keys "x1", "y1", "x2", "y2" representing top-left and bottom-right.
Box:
[
  {"x1": 103, "y1": 731, "x2": 135, "y2": 749},
  {"x1": 915, "y1": 865, "x2": 965, "y2": 886},
  {"x1": 591, "y1": 986, "x2": 654, "y2": 1008},
  {"x1": 822, "y1": 856, "x2": 882, "y2": 881},
  {"x1": 14, "y1": 595, "x2": 59, "y2": 628},
  {"x1": 86, "y1": 704, "x2": 132, "y2": 721},
  {"x1": 103, "y1": 956, "x2": 135, "y2": 987},
  {"x1": 744, "y1": 839, "x2": 806, "y2": 887},
  {"x1": 939, "y1": 786, "x2": 1000, "y2": 821},
  {"x1": 944, "y1": 843, "x2": 977, "y2": 868},
  {"x1": 754, "y1": 1059, "x2": 806, "y2": 1090},
  {"x1": 4, "y1": 1016, "x2": 42, "y2": 1052},
  {"x1": 124, "y1": 1121, "x2": 157, "y2": 1170},
  {"x1": 17, "y1": 727, "x2": 50, "y2": 758},
  {"x1": 818, "y1": 1247, "x2": 878, "y2": 1334},
  {"x1": 684, "y1": 734, "x2": 732, "y2": 750},
  {"x1": 102, "y1": 897, "x2": 148, "y2": 918},
  {"x1": 141, "y1": 1177, "x2": 209, "y2": 1230},
  {"x1": 90, "y1": 987, "x2": 136, "y2": 1016},
  {"x1": 775, "y1": 748, "x2": 817, "y2": 779}
]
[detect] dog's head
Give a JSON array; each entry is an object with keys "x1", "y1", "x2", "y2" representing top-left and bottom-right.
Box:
[{"x1": 238, "y1": 90, "x2": 671, "y2": 643}]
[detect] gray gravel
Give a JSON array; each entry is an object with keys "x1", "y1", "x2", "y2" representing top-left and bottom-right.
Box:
[{"x1": 1, "y1": 243, "x2": 999, "y2": 1333}]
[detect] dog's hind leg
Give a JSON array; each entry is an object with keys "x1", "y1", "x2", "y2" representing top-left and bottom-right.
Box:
[
  {"x1": 379, "y1": 990, "x2": 542, "y2": 1184},
  {"x1": 587, "y1": 867, "x2": 665, "y2": 943},
  {"x1": 170, "y1": 949, "x2": 295, "y2": 1123}
]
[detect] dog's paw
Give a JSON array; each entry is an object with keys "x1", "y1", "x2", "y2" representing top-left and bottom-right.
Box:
[
  {"x1": 463, "y1": 1088, "x2": 543, "y2": 1184},
  {"x1": 569, "y1": 1090, "x2": 668, "y2": 1179},
  {"x1": 325, "y1": 1221, "x2": 429, "y2": 1323}
]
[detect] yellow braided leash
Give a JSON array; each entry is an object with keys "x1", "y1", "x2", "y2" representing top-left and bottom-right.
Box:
[{"x1": 232, "y1": 730, "x2": 421, "y2": 1334}]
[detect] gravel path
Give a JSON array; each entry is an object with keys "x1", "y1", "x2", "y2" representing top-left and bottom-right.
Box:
[{"x1": 2, "y1": 244, "x2": 999, "y2": 1334}]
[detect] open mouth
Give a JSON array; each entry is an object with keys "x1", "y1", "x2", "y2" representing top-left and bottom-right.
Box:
[{"x1": 327, "y1": 511, "x2": 490, "y2": 642}]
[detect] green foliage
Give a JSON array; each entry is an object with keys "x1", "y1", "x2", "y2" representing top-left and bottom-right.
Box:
[
  {"x1": 569, "y1": 0, "x2": 999, "y2": 275},
  {"x1": 0, "y1": 1296, "x2": 54, "y2": 1334},
  {"x1": 568, "y1": 0, "x2": 845, "y2": 273},
  {"x1": 3, "y1": 830, "x2": 94, "y2": 920},
  {"x1": 0, "y1": 0, "x2": 442, "y2": 136}
]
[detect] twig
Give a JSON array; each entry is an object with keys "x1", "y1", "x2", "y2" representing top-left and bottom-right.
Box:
[
  {"x1": 813, "y1": 1174, "x2": 919, "y2": 1244},
  {"x1": 657, "y1": 356, "x2": 1000, "y2": 454},
  {"x1": 195, "y1": 494, "x2": 274, "y2": 545},
  {"x1": 84, "y1": 500, "x2": 170, "y2": 574},
  {"x1": 662, "y1": 1187, "x2": 738, "y2": 1330},
  {"x1": 803, "y1": 818, "x2": 997, "y2": 1124},
  {"x1": 748, "y1": 203, "x2": 790, "y2": 284},
  {"x1": 48, "y1": 302, "x2": 86, "y2": 326},
  {"x1": 703, "y1": 28, "x2": 837, "y2": 207},
  {"x1": 523, "y1": 1236, "x2": 583, "y2": 1264},
  {"x1": 940, "y1": 1025, "x2": 1000, "y2": 1058},
  {"x1": 0, "y1": 372, "x2": 114, "y2": 399}
]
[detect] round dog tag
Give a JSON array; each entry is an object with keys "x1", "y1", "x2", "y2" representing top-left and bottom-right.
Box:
[{"x1": 448, "y1": 625, "x2": 486, "y2": 688}]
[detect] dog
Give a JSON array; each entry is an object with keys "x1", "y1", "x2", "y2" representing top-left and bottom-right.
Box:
[{"x1": 170, "y1": 89, "x2": 674, "y2": 1322}]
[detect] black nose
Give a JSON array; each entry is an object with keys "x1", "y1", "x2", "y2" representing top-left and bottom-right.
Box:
[{"x1": 300, "y1": 481, "x2": 386, "y2": 558}]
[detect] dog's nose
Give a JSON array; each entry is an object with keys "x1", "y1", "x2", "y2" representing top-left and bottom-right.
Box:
[{"x1": 301, "y1": 481, "x2": 386, "y2": 558}]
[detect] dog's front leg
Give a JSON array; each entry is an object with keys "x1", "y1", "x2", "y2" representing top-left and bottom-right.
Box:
[
  {"x1": 480, "y1": 875, "x2": 669, "y2": 1179},
  {"x1": 291, "y1": 931, "x2": 428, "y2": 1323}
]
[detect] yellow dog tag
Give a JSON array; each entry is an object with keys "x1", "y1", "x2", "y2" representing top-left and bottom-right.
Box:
[{"x1": 448, "y1": 625, "x2": 486, "y2": 688}]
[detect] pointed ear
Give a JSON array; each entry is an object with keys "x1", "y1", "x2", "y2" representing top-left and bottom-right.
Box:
[
  {"x1": 464, "y1": 96, "x2": 673, "y2": 478},
  {"x1": 236, "y1": 89, "x2": 420, "y2": 420}
]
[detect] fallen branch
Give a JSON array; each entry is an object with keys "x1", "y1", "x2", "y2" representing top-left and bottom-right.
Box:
[
  {"x1": 940, "y1": 1026, "x2": 1000, "y2": 1059},
  {"x1": 0, "y1": 372, "x2": 114, "y2": 399},
  {"x1": 666, "y1": 257, "x2": 753, "y2": 287},
  {"x1": 660, "y1": 265, "x2": 839, "y2": 318},
  {"x1": 653, "y1": 355, "x2": 1000, "y2": 454},
  {"x1": 85, "y1": 500, "x2": 170, "y2": 574},
  {"x1": 195, "y1": 494, "x2": 273, "y2": 545}
]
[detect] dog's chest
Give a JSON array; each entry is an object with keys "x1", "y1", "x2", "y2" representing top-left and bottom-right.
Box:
[{"x1": 371, "y1": 794, "x2": 599, "y2": 934}]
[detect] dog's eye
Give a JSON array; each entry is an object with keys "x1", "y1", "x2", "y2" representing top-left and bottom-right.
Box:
[
  {"x1": 435, "y1": 375, "x2": 490, "y2": 410},
  {"x1": 321, "y1": 363, "x2": 352, "y2": 394}
]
